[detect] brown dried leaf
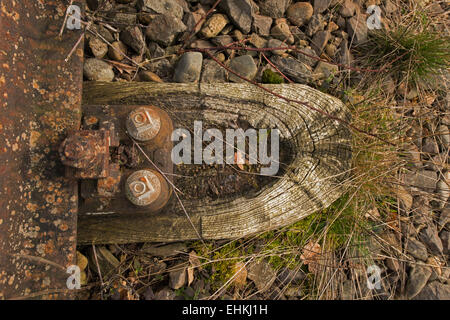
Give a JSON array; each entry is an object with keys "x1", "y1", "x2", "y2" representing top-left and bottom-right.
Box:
[
  {"x1": 300, "y1": 241, "x2": 322, "y2": 274},
  {"x1": 187, "y1": 267, "x2": 194, "y2": 286},
  {"x1": 232, "y1": 261, "x2": 247, "y2": 288},
  {"x1": 189, "y1": 250, "x2": 202, "y2": 270}
]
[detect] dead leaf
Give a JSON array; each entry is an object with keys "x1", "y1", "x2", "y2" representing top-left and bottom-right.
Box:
[
  {"x1": 189, "y1": 250, "x2": 202, "y2": 270},
  {"x1": 187, "y1": 267, "x2": 194, "y2": 286},
  {"x1": 232, "y1": 261, "x2": 247, "y2": 288},
  {"x1": 300, "y1": 241, "x2": 322, "y2": 274},
  {"x1": 365, "y1": 206, "x2": 381, "y2": 220}
]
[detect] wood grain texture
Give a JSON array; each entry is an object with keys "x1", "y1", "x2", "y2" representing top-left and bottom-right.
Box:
[{"x1": 79, "y1": 82, "x2": 352, "y2": 244}]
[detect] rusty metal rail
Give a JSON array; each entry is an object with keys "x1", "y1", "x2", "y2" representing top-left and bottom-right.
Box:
[{"x1": 0, "y1": 1, "x2": 84, "y2": 299}]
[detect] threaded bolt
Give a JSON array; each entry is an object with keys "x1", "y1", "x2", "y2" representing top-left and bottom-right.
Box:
[
  {"x1": 59, "y1": 135, "x2": 96, "y2": 169},
  {"x1": 125, "y1": 169, "x2": 162, "y2": 207},
  {"x1": 126, "y1": 107, "x2": 161, "y2": 142}
]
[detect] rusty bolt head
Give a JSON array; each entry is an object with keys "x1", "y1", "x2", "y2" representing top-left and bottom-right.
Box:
[
  {"x1": 125, "y1": 169, "x2": 162, "y2": 207},
  {"x1": 59, "y1": 135, "x2": 96, "y2": 169},
  {"x1": 126, "y1": 107, "x2": 161, "y2": 142}
]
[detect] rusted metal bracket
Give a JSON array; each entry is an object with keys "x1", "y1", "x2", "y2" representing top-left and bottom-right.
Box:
[{"x1": 69, "y1": 105, "x2": 174, "y2": 215}]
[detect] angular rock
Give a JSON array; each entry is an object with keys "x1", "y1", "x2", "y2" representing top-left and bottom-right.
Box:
[
  {"x1": 338, "y1": 38, "x2": 353, "y2": 66},
  {"x1": 169, "y1": 268, "x2": 186, "y2": 290},
  {"x1": 201, "y1": 59, "x2": 227, "y2": 83},
  {"x1": 347, "y1": 14, "x2": 368, "y2": 44},
  {"x1": 155, "y1": 287, "x2": 176, "y2": 300},
  {"x1": 137, "y1": 0, "x2": 184, "y2": 20},
  {"x1": 440, "y1": 230, "x2": 449, "y2": 254},
  {"x1": 267, "y1": 38, "x2": 287, "y2": 55},
  {"x1": 88, "y1": 246, "x2": 120, "y2": 278},
  {"x1": 311, "y1": 30, "x2": 330, "y2": 55},
  {"x1": 271, "y1": 20, "x2": 294, "y2": 44},
  {"x1": 200, "y1": 14, "x2": 229, "y2": 38},
  {"x1": 145, "y1": 14, "x2": 187, "y2": 46},
  {"x1": 438, "y1": 207, "x2": 450, "y2": 230},
  {"x1": 406, "y1": 265, "x2": 432, "y2": 299},
  {"x1": 249, "y1": 33, "x2": 267, "y2": 48},
  {"x1": 108, "y1": 41, "x2": 127, "y2": 61},
  {"x1": 252, "y1": 14, "x2": 273, "y2": 36},
  {"x1": 437, "y1": 124, "x2": 450, "y2": 148},
  {"x1": 419, "y1": 225, "x2": 444, "y2": 255},
  {"x1": 272, "y1": 56, "x2": 312, "y2": 84},
  {"x1": 422, "y1": 137, "x2": 439, "y2": 154},
  {"x1": 228, "y1": 55, "x2": 258, "y2": 83},
  {"x1": 340, "y1": 0, "x2": 357, "y2": 18},
  {"x1": 89, "y1": 37, "x2": 108, "y2": 59},
  {"x1": 220, "y1": 0, "x2": 253, "y2": 34},
  {"x1": 248, "y1": 260, "x2": 277, "y2": 292},
  {"x1": 287, "y1": 2, "x2": 313, "y2": 26},
  {"x1": 259, "y1": 0, "x2": 290, "y2": 18},
  {"x1": 403, "y1": 170, "x2": 438, "y2": 192},
  {"x1": 121, "y1": 26, "x2": 146, "y2": 55},
  {"x1": 413, "y1": 282, "x2": 450, "y2": 300},
  {"x1": 306, "y1": 14, "x2": 325, "y2": 37},
  {"x1": 406, "y1": 238, "x2": 428, "y2": 261},
  {"x1": 294, "y1": 46, "x2": 319, "y2": 68},
  {"x1": 314, "y1": 0, "x2": 332, "y2": 14},
  {"x1": 84, "y1": 58, "x2": 115, "y2": 82},
  {"x1": 114, "y1": 12, "x2": 137, "y2": 25},
  {"x1": 173, "y1": 52, "x2": 203, "y2": 83},
  {"x1": 313, "y1": 61, "x2": 338, "y2": 80}
]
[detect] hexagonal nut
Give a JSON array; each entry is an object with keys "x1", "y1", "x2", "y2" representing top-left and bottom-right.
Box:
[
  {"x1": 126, "y1": 107, "x2": 161, "y2": 142},
  {"x1": 125, "y1": 169, "x2": 162, "y2": 207}
]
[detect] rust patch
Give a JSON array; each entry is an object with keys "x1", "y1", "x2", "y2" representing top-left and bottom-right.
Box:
[{"x1": 0, "y1": 1, "x2": 84, "y2": 299}]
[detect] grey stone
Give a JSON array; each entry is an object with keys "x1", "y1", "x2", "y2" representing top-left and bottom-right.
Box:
[
  {"x1": 406, "y1": 265, "x2": 432, "y2": 299},
  {"x1": 267, "y1": 38, "x2": 287, "y2": 55},
  {"x1": 248, "y1": 33, "x2": 267, "y2": 48},
  {"x1": 148, "y1": 42, "x2": 165, "y2": 59},
  {"x1": 437, "y1": 124, "x2": 450, "y2": 148},
  {"x1": 145, "y1": 14, "x2": 187, "y2": 46},
  {"x1": 114, "y1": 12, "x2": 137, "y2": 25},
  {"x1": 253, "y1": 14, "x2": 273, "y2": 36},
  {"x1": 248, "y1": 260, "x2": 277, "y2": 292},
  {"x1": 422, "y1": 138, "x2": 439, "y2": 154},
  {"x1": 306, "y1": 14, "x2": 325, "y2": 37},
  {"x1": 314, "y1": 0, "x2": 332, "y2": 14},
  {"x1": 259, "y1": 0, "x2": 290, "y2": 18},
  {"x1": 286, "y1": 2, "x2": 314, "y2": 27},
  {"x1": 141, "y1": 242, "x2": 187, "y2": 257},
  {"x1": 169, "y1": 268, "x2": 187, "y2": 290},
  {"x1": 413, "y1": 281, "x2": 450, "y2": 300},
  {"x1": 440, "y1": 230, "x2": 449, "y2": 254},
  {"x1": 137, "y1": 0, "x2": 184, "y2": 20},
  {"x1": 201, "y1": 59, "x2": 227, "y2": 83},
  {"x1": 220, "y1": 0, "x2": 253, "y2": 34},
  {"x1": 436, "y1": 179, "x2": 450, "y2": 206},
  {"x1": 229, "y1": 55, "x2": 258, "y2": 83},
  {"x1": 271, "y1": 56, "x2": 312, "y2": 84},
  {"x1": 83, "y1": 58, "x2": 115, "y2": 82},
  {"x1": 438, "y1": 207, "x2": 450, "y2": 230},
  {"x1": 406, "y1": 238, "x2": 428, "y2": 261},
  {"x1": 347, "y1": 14, "x2": 368, "y2": 45},
  {"x1": 294, "y1": 46, "x2": 319, "y2": 68},
  {"x1": 121, "y1": 26, "x2": 146, "y2": 55},
  {"x1": 174, "y1": 52, "x2": 203, "y2": 83},
  {"x1": 403, "y1": 170, "x2": 438, "y2": 192},
  {"x1": 311, "y1": 30, "x2": 330, "y2": 55},
  {"x1": 155, "y1": 287, "x2": 176, "y2": 300},
  {"x1": 313, "y1": 61, "x2": 338, "y2": 80},
  {"x1": 419, "y1": 225, "x2": 444, "y2": 255}
]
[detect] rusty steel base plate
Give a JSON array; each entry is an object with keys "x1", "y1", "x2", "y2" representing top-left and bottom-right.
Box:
[{"x1": 0, "y1": 1, "x2": 84, "y2": 299}]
